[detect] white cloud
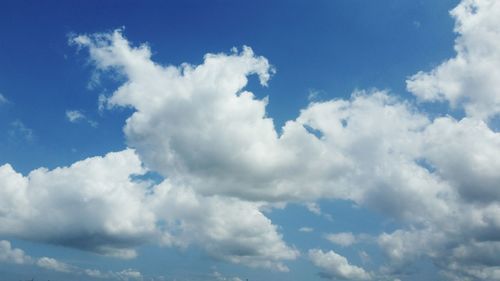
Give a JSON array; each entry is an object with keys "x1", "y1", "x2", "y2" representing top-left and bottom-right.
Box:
[
  {"x1": 0, "y1": 149, "x2": 154, "y2": 258},
  {"x1": 114, "y1": 269, "x2": 143, "y2": 281},
  {"x1": 66, "y1": 109, "x2": 98, "y2": 127},
  {"x1": 422, "y1": 117, "x2": 500, "y2": 203},
  {"x1": 407, "y1": 0, "x2": 500, "y2": 120},
  {"x1": 151, "y1": 181, "x2": 299, "y2": 271},
  {"x1": 299, "y1": 227, "x2": 314, "y2": 233},
  {"x1": 0, "y1": 148, "x2": 297, "y2": 270},
  {"x1": 66, "y1": 109, "x2": 85, "y2": 122},
  {"x1": 309, "y1": 249, "x2": 371, "y2": 280},
  {"x1": 0, "y1": 240, "x2": 32, "y2": 264},
  {"x1": 325, "y1": 232, "x2": 357, "y2": 247},
  {"x1": 70, "y1": 30, "x2": 434, "y2": 206},
  {"x1": 36, "y1": 257, "x2": 73, "y2": 273}
]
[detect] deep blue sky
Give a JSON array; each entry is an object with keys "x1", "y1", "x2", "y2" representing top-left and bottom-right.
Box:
[{"x1": 0, "y1": 1, "x2": 465, "y2": 281}]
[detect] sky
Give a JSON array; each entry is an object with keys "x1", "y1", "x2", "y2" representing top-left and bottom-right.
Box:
[{"x1": 1, "y1": 0, "x2": 500, "y2": 280}]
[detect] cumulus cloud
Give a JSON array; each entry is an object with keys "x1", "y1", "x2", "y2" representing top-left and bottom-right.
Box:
[
  {"x1": 422, "y1": 117, "x2": 500, "y2": 203},
  {"x1": 0, "y1": 240, "x2": 32, "y2": 264},
  {"x1": 0, "y1": 149, "x2": 153, "y2": 259},
  {"x1": 0, "y1": 148, "x2": 297, "y2": 270},
  {"x1": 151, "y1": 181, "x2": 299, "y2": 271},
  {"x1": 70, "y1": 30, "x2": 434, "y2": 206},
  {"x1": 309, "y1": 249, "x2": 371, "y2": 280},
  {"x1": 407, "y1": 0, "x2": 500, "y2": 119}
]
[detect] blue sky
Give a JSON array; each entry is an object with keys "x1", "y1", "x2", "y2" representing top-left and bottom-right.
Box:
[{"x1": 1, "y1": 1, "x2": 500, "y2": 281}]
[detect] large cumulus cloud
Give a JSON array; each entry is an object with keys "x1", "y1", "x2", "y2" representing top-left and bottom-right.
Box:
[
  {"x1": 69, "y1": 25, "x2": 500, "y2": 280},
  {"x1": 0, "y1": 150, "x2": 297, "y2": 270}
]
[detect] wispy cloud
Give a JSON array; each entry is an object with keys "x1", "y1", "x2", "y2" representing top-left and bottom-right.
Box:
[
  {"x1": 66, "y1": 109, "x2": 98, "y2": 127},
  {"x1": 0, "y1": 93, "x2": 7, "y2": 105},
  {"x1": 299, "y1": 227, "x2": 314, "y2": 233},
  {"x1": 9, "y1": 120, "x2": 34, "y2": 142}
]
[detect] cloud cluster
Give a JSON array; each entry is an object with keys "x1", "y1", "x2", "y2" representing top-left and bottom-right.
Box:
[
  {"x1": 1, "y1": 0, "x2": 500, "y2": 279},
  {"x1": 69, "y1": 22, "x2": 500, "y2": 280},
  {"x1": 66, "y1": 109, "x2": 98, "y2": 127}
]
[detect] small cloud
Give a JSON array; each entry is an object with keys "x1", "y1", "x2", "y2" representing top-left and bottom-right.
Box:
[
  {"x1": 413, "y1": 20, "x2": 421, "y2": 29},
  {"x1": 359, "y1": 251, "x2": 371, "y2": 264},
  {"x1": 306, "y1": 202, "x2": 322, "y2": 215},
  {"x1": 307, "y1": 88, "x2": 326, "y2": 101},
  {"x1": 213, "y1": 270, "x2": 243, "y2": 281},
  {"x1": 66, "y1": 110, "x2": 98, "y2": 127},
  {"x1": 325, "y1": 232, "x2": 357, "y2": 247},
  {"x1": 299, "y1": 227, "x2": 314, "y2": 233},
  {"x1": 66, "y1": 110, "x2": 85, "y2": 122},
  {"x1": 309, "y1": 249, "x2": 371, "y2": 280},
  {"x1": 98, "y1": 94, "x2": 107, "y2": 112},
  {"x1": 36, "y1": 257, "x2": 73, "y2": 273},
  {"x1": 114, "y1": 268, "x2": 143, "y2": 280}
]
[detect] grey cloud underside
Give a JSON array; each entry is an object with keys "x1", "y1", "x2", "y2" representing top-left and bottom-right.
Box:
[{"x1": 1, "y1": 0, "x2": 500, "y2": 279}]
